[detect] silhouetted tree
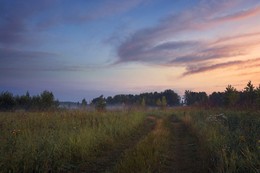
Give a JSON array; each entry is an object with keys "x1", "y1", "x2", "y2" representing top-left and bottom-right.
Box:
[
  {"x1": 224, "y1": 85, "x2": 239, "y2": 107},
  {"x1": 209, "y1": 92, "x2": 224, "y2": 107},
  {"x1": 40, "y1": 90, "x2": 58, "y2": 110},
  {"x1": 16, "y1": 91, "x2": 31, "y2": 110},
  {"x1": 0, "y1": 91, "x2": 16, "y2": 111},
  {"x1": 162, "y1": 89, "x2": 180, "y2": 106},
  {"x1": 243, "y1": 81, "x2": 256, "y2": 108},
  {"x1": 81, "y1": 98, "x2": 87, "y2": 109},
  {"x1": 141, "y1": 97, "x2": 146, "y2": 107},
  {"x1": 255, "y1": 84, "x2": 260, "y2": 109},
  {"x1": 184, "y1": 90, "x2": 208, "y2": 106},
  {"x1": 92, "y1": 95, "x2": 106, "y2": 111},
  {"x1": 156, "y1": 98, "x2": 162, "y2": 107},
  {"x1": 161, "y1": 96, "x2": 167, "y2": 109},
  {"x1": 103, "y1": 89, "x2": 180, "y2": 107}
]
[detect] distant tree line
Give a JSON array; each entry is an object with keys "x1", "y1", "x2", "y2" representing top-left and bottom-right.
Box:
[
  {"x1": 0, "y1": 90, "x2": 58, "y2": 111},
  {"x1": 91, "y1": 89, "x2": 180, "y2": 108},
  {"x1": 1, "y1": 81, "x2": 260, "y2": 111},
  {"x1": 184, "y1": 81, "x2": 260, "y2": 109}
]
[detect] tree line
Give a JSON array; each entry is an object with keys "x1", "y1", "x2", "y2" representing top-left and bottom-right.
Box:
[
  {"x1": 0, "y1": 90, "x2": 58, "y2": 111},
  {"x1": 1, "y1": 81, "x2": 260, "y2": 111},
  {"x1": 184, "y1": 81, "x2": 260, "y2": 109},
  {"x1": 91, "y1": 89, "x2": 180, "y2": 108}
]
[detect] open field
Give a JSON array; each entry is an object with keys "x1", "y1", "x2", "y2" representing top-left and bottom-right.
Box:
[{"x1": 0, "y1": 109, "x2": 259, "y2": 173}]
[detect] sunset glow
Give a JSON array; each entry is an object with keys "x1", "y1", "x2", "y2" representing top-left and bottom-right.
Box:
[{"x1": 1, "y1": 0, "x2": 260, "y2": 101}]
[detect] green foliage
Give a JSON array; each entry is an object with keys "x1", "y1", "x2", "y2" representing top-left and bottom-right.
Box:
[
  {"x1": 81, "y1": 98, "x2": 87, "y2": 108},
  {"x1": 0, "y1": 91, "x2": 16, "y2": 110},
  {"x1": 224, "y1": 85, "x2": 239, "y2": 107},
  {"x1": 256, "y1": 85, "x2": 260, "y2": 109},
  {"x1": 0, "y1": 110, "x2": 147, "y2": 172},
  {"x1": 176, "y1": 109, "x2": 260, "y2": 173},
  {"x1": 161, "y1": 96, "x2": 167, "y2": 108},
  {"x1": 40, "y1": 90, "x2": 57, "y2": 110},
  {"x1": 209, "y1": 92, "x2": 224, "y2": 107},
  {"x1": 104, "y1": 89, "x2": 180, "y2": 106},
  {"x1": 184, "y1": 90, "x2": 208, "y2": 106},
  {"x1": 156, "y1": 97, "x2": 167, "y2": 109},
  {"x1": 141, "y1": 97, "x2": 146, "y2": 107},
  {"x1": 0, "y1": 90, "x2": 58, "y2": 111},
  {"x1": 92, "y1": 95, "x2": 106, "y2": 111},
  {"x1": 156, "y1": 98, "x2": 162, "y2": 107},
  {"x1": 113, "y1": 117, "x2": 169, "y2": 173}
]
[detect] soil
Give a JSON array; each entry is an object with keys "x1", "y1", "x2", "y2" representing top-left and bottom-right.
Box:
[
  {"x1": 71, "y1": 115, "x2": 210, "y2": 173},
  {"x1": 162, "y1": 115, "x2": 209, "y2": 173},
  {"x1": 78, "y1": 117, "x2": 156, "y2": 173}
]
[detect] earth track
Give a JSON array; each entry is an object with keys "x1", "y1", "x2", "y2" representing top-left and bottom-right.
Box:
[
  {"x1": 78, "y1": 116, "x2": 156, "y2": 173},
  {"x1": 162, "y1": 115, "x2": 209, "y2": 173}
]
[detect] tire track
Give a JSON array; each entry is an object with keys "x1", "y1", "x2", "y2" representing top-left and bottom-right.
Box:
[
  {"x1": 162, "y1": 115, "x2": 209, "y2": 173},
  {"x1": 78, "y1": 116, "x2": 156, "y2": 173}
]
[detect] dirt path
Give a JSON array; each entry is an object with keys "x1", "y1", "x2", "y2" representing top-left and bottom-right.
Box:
[
  {"x1": 162, "y1": 115, "x2": 209, "y2": 173},
  {"x1": 79, "y1": 117, "x2": 156, "y2": 173}
]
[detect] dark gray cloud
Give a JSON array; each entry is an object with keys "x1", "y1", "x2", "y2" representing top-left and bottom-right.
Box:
[
  {"x1": 0, "y1": 0, "x2": 55, "y2": 45},
  {"x1": 0, "y1": 0, "x2": 147, "y2": 46},
  {"x1": 0, "y1": 47, "x2": 106, "y2": 77},
  {"x1": 0, "y1": 47, "x2": 60, "y2": 77}
]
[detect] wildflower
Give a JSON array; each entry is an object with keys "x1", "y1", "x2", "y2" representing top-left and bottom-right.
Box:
[{"x1": 11, "y1": 129, "x2": 21, "y2": 136}]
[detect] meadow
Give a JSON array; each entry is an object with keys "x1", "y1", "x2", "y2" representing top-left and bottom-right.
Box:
[{"x1": 0, "y1": 108, "x2": 259, "y2": 173}]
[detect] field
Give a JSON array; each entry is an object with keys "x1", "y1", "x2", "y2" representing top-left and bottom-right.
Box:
[{"x1": 0, "y1": 108, "x2": 259, "y2": 173}]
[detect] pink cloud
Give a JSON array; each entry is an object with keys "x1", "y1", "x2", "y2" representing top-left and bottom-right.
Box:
[
  {"x1": 213, "y1": 6, "x2": 260, "y2": 22},
  {"x1": 115, "y1": 0, "x2": 260, "y2": 77}
]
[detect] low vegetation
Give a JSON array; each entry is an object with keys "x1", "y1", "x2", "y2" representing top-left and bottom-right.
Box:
[
  {"x1": 0, "y1": 81, "x2": 259, "y2": 172},
  {"x1": 0, "y1": 108, "x2": 259, "y2": 172},
  {"x1": 176, "y1": 108, "x2": 260, "y2": 173},
  {"x1": 0, "y1": 110, "x2": 147, "y2": 172}
]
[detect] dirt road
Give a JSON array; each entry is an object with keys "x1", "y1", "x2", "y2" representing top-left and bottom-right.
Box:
[{"x1": 162, "y1": 115, "x2": 209, "y2": 173}]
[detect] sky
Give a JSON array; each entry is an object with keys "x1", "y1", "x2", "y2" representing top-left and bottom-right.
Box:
[{"x1": 1, "y1": 0, "x2": 260, "y2": 102}]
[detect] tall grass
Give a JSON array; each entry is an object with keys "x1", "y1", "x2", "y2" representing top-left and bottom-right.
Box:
[
  {"x1": 112, "y1": 116, "x2": 170, "y2": 173},
  {"x1": 176, "y1": 108, "x2": 260, "y2": 173},
  {"x1": 0, "y1": 110, "x2": 146, "y2": 172}
]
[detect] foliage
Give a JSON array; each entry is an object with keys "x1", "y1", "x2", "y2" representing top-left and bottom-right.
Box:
[
  {"x1": 0, "y1": 110, "x2": 147, "y2": 172},
  {"x1": 141, "y1": 97, "x2": 146, "y2": 107},
  {"x1": 92, "y1": 95, "x2": 106, "y2": 111},
  {"x1": 186, "y1": 81, "x2": 260, "y2": 110},
  {"x1": 113, "y1": 117, "x2": 170, "y2": 173},
  {"x1": 102, "y1": 89, "x2": 180, "y2": 106},
  {"x1": 176, "y1": 109, "x2": 260, "y2": 173},
  {"x1": 0, "y1": 91, "x2": 16, "y2": 110},
  {"x1": 184, "y1": 90, "x2": 208, "y2": 106},
  {"x1": 224, "y1": 85, "x2": 239, "y2": 107},
  {"x1": 81, "y1": 98, "x2": 87, "y2": 108},
  {"x1": 0, "y1": 90, "x2": 58, "y2": 111}
]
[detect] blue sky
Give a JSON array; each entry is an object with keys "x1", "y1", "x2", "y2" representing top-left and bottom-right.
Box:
[{"x1": 1, "y1": 0, "x2": 260, "y2": 101}]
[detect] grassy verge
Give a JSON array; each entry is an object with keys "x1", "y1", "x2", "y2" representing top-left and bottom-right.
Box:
[
  {"x1": 175, "y1": 108, "x2": 260, "y2": 173},
  {"x1": 0, "y1": 110, "x2": 147, "y2": 172}
]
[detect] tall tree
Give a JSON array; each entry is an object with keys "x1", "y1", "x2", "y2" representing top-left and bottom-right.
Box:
[
  {"x1": 255, "y1": 85, "x2": 260, "y2": 109},
  {"x1": 40, "y1": 90, "x2": 57, "y2": 110},
  {"x1": 92, "y1": 95, "x2": 106, "y2": 111},
  {"x1": 243, "y1": 81, "x2": 256, "y2": 108},
  {"x1": 0, "y1": 91, "x2": 16, "y2": 110},
  {"x1": 161, "y1": 96, "x2": 167, "y2": 109},
  {"x1": 81, "y1": 98, "x2": 87, "y2": 109},
  {"x1": 224, "y1": 85, "x2": 239, "y2": 107}
]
